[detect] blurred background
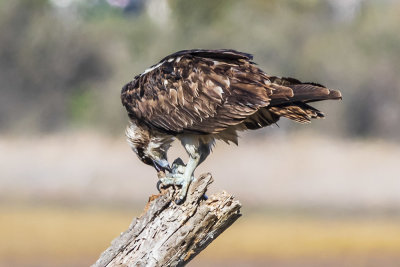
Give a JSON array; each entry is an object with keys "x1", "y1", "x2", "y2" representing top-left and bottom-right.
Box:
[{"x1": 1, "y1": 0, "x2": 400, "y2": 266}]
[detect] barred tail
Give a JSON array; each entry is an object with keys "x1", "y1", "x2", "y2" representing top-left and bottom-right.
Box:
[{"x1": 268, "y1": 77, "x2": 342, "y2": 123}]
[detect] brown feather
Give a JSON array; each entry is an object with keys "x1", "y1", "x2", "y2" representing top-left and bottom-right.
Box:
[{"x1": 121, "y1": 49, "x2": 342, "y2": 137}]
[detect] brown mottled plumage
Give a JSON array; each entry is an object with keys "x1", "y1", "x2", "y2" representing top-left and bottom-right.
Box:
[{"x1": 121, "y1": 49, "x2": 342, "y2": 203}]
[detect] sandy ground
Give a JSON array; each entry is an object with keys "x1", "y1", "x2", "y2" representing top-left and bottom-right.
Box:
[{"x1": 1, "y1": 205, "x2": 400, "y2": 267}]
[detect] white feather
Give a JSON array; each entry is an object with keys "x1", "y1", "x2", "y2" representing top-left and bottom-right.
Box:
[{"x1": 143, "y1": 62, "x2": 163, "y2": 75}]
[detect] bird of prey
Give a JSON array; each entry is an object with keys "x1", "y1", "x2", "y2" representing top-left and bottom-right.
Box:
[{"x1": 121, "y1": 49, "x2": 342, "y2": 204}]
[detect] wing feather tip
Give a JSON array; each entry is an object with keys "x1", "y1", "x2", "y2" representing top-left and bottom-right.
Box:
[{"x1": 328, "y1": 89, "x2": 342, "y2": 100}]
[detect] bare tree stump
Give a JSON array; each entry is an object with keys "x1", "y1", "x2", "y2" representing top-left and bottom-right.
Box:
[{"x1": 92, "y1": 173, "x2": 242, "y2": 267}]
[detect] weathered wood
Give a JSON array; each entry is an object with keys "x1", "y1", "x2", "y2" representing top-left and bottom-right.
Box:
[{"x1": 92, "y1": 173, "x2": 242, "y2": 267}]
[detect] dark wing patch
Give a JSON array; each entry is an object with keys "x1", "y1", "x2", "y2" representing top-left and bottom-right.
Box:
[
  {"x1": 121, "y1": 49, "x2": 287, "y2": 134},
  {"x1": 159, "y1": 49, "x2": 253, "y2": 62}
]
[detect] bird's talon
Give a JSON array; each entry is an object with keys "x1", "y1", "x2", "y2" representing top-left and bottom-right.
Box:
[
  {"x1": 156, "y1": 180, "x2": 164, "y2": 193},
  {"x1": 175, "y1": 197, "x2": 185, "y2": 205}
]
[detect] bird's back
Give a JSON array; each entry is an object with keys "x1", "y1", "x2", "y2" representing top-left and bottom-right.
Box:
[{"x1": 121, "y1": 49, "x2": 341, "y2": 136}]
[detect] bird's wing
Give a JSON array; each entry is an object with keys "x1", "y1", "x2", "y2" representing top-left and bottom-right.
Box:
[{"x1": 121, "y1": 49, "x2": 293, "y2": 134}]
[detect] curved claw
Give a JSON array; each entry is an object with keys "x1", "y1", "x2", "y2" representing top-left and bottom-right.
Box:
[
  {"x1": 175, "y1": 197, "x2": 185, "y2": 205},
  {"x1": 153, "y1": 159, "x2": 171, "y2": 173},
  {"x1": 156, "y1": 180, "x2": 163, "y2": 193}
]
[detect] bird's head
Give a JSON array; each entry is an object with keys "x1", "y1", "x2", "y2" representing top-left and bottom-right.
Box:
[
  {"x1": 133, "y1": 146, "x2": 171, "y2": 173},
  {"x1": 126, "y1": 123, "x2": 172, "y2": 173}
]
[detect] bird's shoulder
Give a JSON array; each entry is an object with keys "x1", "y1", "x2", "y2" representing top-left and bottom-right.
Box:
[{"x1": 121, "y1": 49, "x2": 265, "y2": 107}]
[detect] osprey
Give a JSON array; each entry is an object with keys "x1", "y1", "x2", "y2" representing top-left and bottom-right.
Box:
[{"x1": 121, "y1": 49, "x2": 342, "y2": 204}]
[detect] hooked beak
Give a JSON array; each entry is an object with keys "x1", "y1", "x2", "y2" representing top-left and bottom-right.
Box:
[{"x1": 153, "y1": 159, "x2": 172, "y2": 173}]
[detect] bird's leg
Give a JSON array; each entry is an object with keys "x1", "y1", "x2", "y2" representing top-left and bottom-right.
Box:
[
  {"x1": 174, "y1": 140, "x2": 211, "y2": 204},
  {"x1": 158, "y1": 138, "x2": 211, "y2": 204},
  {"x1": 174, "y1": 151, "x2": 201, "y2": 204}
]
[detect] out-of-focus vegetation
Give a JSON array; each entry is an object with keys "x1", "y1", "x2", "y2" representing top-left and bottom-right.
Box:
[{"x1": 1, "y1": 0, "x2": 400, "y2": 140}]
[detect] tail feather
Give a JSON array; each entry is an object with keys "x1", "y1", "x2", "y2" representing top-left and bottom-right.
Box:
[
  {"x1": 269, "y1": 102, "x2": 325, "y2": 124},
  {"x1": 267, "y1": 76, "x2": 342, "y2": 123}
]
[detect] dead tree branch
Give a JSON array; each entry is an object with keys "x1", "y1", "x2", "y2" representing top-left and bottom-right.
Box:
[{"x1": 92, "y1": 173, "x2": 242, "y2": 267}]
